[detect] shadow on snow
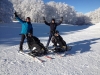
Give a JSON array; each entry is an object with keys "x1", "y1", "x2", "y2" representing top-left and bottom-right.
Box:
[{"x1": 67, "y1": 38, "x2": 100, "y2": 55}]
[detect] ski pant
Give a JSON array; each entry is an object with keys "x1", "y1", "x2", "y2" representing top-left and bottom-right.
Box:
[
  {"x1": 46, "y1": 33, "x2": 53, "y2": 47},
  {"x1": 19, "y1": 34, "x2": 26, "y2": 50}
]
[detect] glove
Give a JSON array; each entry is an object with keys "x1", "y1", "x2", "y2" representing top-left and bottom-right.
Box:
[
  {"x1": 14, "y1": 11, "x2": 18, "y2": 17},
  {"x1": 43, "y1": 17, "x2": 45, "y2": 21}
]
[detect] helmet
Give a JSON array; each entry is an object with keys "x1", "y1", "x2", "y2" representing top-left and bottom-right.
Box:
[{"x1": 55, "y1": 30, "x2": 59, "y2": 34}]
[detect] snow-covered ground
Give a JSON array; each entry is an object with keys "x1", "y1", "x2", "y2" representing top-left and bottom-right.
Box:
[{"x1": 0, "y1": 22, "x2": 100, "y2": 75}]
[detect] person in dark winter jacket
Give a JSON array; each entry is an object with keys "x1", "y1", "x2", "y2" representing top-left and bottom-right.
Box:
[
  {"x1": 27, "y1": 33, "x2": 48, "y2": 57},
  {"x1": 14, "y1": 12, "x2": 33, "y2": 51},
  {"x1": 43, "y1": 17, "x2": 63, "y2": 48},
  {"x1": 27, "y1": 33, "x2": 40, "y2": 50},
  {"x1": 52, "y1": 30, "x2": 68, "y2": 52},
  {"x1": 52, "y1": 30, "x2": 66, "y2": 47}
]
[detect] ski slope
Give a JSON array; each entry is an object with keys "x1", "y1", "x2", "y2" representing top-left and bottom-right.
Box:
[{"x1": 0, "y1": 22, "x2": 100, "y2": 75}]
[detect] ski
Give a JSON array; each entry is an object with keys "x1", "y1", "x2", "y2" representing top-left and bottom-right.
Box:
[
  {"x1": 33, "y1": 57, "x2": 45, "y2": 63},
  {"x1": 44, "y1": 55, "x2": 54, "y2": 59},
  {"x1": 54, "y1": 52, "x2": 72, "y2": 57},
  {"x1": 18, "y1": 51, "x2": 45, "y2": 63},
  {"x1": 27, "y1": 53, "x2": 46, "y2": 63},
  {"x1": 48, "y1": 46, "x2": 72, "y2": 57}
]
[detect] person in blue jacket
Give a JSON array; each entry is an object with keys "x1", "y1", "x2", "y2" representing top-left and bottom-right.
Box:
[{"x1": 14, "y1": 12, "x2": 33, "y2": 51}]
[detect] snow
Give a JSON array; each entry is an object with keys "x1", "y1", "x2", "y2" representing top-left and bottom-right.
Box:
[{"x1": 0, "y1": 22, "x2": 100, "y2": 75}]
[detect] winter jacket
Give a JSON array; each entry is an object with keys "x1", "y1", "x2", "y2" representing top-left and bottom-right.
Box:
[
  {"x1": 27, "y1": 36, "x2": 40, "y2": 44},
  {"x1": 44, "y1": 21, "x2": 62, "y2": 34},
  {"x1": 52, "y1": 35, "x2": 66, "y2": 46},
  {"x1": 16, "y1": 17, "x2": 33, "y2": 34}
]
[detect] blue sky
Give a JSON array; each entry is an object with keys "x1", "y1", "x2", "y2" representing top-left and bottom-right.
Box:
[{"x1": 43, "y1": 0, "x2": 100, "y2": 13}]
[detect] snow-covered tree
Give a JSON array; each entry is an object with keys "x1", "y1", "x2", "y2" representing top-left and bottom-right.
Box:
[
  {"x1": 46, "y1": 1, "x2": 77, "y2": 24},
  {"x1": 11, "y1": 0, "x2": 78, "y2": 24},
  {"x1": 1, "y1": 0, "x2": 99, "y2": 24},
  {"x1": 0, "y1": 0, "x2": 14, "y2": 23},
  {"x1": 85, "y1": 7, "x2": 100, "y2": 24},
  {"x1": 11, "y1": 0, "x2": 46, "y2": 23},
  {"x1": 76, "y1": 12, "x2": 91, "y2": 25}
]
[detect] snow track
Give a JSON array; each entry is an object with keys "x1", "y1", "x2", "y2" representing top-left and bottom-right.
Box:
[{"x1": 0, "y1": 23, "x2": 100, "y2": 75}]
